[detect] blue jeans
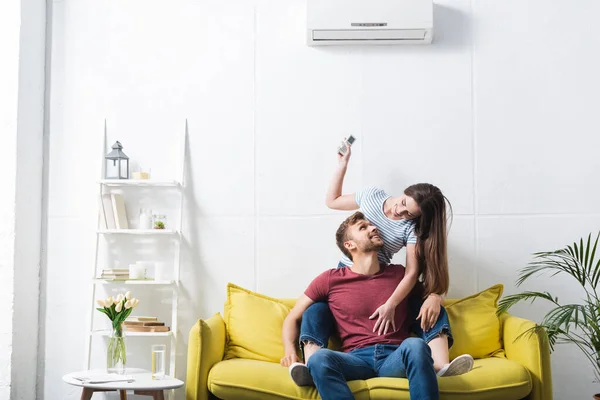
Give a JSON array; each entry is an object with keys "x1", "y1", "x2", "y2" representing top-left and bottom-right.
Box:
[{"x1": 307, "y1": 340, "x2": 439, "y2": 400}]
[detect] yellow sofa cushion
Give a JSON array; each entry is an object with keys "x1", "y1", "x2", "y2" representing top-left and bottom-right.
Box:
[
  {"x1": 209, "y1": 359, "x2": 371, "y2": 400},
  {"x1": 368, "y1": 357, "x2": 531, "y2": 400},
  {"x1": 446, "y1": 284, "x2": 504, "y2": 360},
  {"x1": 207, "y1": 357, "x2": 530, "y2": 400},
  {"x1": 224, "y1": 283, "x2": 291, "y2": 362}
]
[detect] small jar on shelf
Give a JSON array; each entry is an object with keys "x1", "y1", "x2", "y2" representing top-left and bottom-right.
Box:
[
  {"x1": 152, "y1": 214, "x2": 167, "y2": 230},
  {"x1": 132, "y1": 164, "x2": 151, "y2": 180}
]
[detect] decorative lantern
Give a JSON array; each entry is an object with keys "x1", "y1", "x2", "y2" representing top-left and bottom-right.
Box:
[{"x1": 105, "y1": 141, "x2": 129, "y2": 179}]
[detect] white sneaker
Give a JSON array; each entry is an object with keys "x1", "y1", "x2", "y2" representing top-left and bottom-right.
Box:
[
  {"x1": 289, "y1": 362, "x2": 314, "y2": 386},
  {"x1": 436, "y1": 354, "x2": 474, "y2": 377}
]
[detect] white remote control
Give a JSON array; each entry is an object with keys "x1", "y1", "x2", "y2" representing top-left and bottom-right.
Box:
[{"x1": 338, "y1": 135, "x2": 356, "y2": 155}]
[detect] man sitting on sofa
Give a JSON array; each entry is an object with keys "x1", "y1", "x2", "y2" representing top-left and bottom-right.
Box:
[{"x1": 280, "y1": 211, "x2": 439, "y2": 400}]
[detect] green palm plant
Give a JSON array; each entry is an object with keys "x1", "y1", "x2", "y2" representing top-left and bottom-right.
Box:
[{"x1": 497, "y1": 232, "x2": 600, "y2": 381}]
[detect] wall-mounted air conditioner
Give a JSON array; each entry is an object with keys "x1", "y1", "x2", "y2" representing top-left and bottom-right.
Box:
[{"x1": 307, "y1": 0, "x2": 433, "y2": 46}]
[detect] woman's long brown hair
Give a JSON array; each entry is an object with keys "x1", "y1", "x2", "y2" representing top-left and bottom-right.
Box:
[{"x1": 404, "y1": 183, "x2": 452, "y2": 297}]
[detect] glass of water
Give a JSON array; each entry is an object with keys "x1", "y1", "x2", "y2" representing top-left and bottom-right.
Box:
[{"x1": 151, "y1": 344, "x2": 166, "y2": 379}]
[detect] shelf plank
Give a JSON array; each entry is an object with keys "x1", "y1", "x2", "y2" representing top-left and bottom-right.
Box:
[
  {"x1": 90, "y1": 330, "x2": 173, "y2": 337},
  {"x1": 93, "y1": 279, "x2": 176, "y2": 285},
  {"x1": 98, "y1": 229, "x2": 179, "y2": 235},
  {"x1": 99, "y1": 179, "x2": 180, "y2": 187}
]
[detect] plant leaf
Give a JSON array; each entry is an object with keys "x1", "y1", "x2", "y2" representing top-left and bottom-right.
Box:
[
  {"x1": 541, "y1": 304, "x2": 587, "y2": 332},
  {"x1": 497, "y1": 291, "x2": 558, "y2": 316},
  {"x1": 584, "y1": 233, "x2": 591, "y2": 275}
]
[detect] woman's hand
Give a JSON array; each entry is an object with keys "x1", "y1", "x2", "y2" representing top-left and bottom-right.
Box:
[
  {"x1": 369, "y1": 302, "x2": 397, "y2": 335},
  {"x1": 417, "y1": 294, "x2": 442, "y2": 332},
  {"x1": 280, "y1": 352, "x2": 300, "y2": 367},
  {"x1": 337, "y1": 138, "x2": 352, "y2": 167}
]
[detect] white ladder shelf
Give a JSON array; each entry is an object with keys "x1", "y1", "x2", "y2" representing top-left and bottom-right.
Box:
[{"x1": 84, "y1": 121, "x2": 187, "y2": 391}]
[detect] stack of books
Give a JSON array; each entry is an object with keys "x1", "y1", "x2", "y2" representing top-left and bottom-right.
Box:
[
  {"x1": 124, "y1": 316, "x2": 170, "y2": 332},
  {"x1": 100, "y1": 269, "x2": 129, "y2": 280}
]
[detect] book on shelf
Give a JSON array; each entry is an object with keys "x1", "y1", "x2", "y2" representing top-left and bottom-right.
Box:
[
  {"x1": 111, "y1": 193, "x2": 129, "y2": 229},
  {"x1": 102, "y1": 269, "x2": 129, "y2": 274},
  {"x1": 124, "y1": 325, "x2": 170, "y2": 333},
  {"x1": 100, "y1": 271, "x2": 128, "y2": 278},
  {"x1": 100, "y1": 268, "x2": 129, "y2": 280},
  {"x1": 100, "y1": 194, "x2": 116, "y2": 229},
  {"x1": 126, "y1": 316, "x2": 158, "y2": 322},
  {"x1": 123, "y1": 321, "x2": 165, "y2": 327}
]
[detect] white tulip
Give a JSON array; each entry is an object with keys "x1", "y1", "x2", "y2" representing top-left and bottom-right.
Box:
[
  {"x1": 105, "y1": 297, "x2": 113, "y2": 306},
  {"x1": 115, "y1": 302, "x2": 123, "y2": 312},
  {"x1": 132, "y1": 298, "x2": 139, "y2": 308},
  {"x1": 96, "y1": 299, "x2": 105, "y2": 308},
  {"x1": 124, "y1": 300, "x2": 132, "y2": 309},
  {"x1": 125, "y1": 291, "x2": 132, "y2": 300},
  {"x1": 116, "y1": 294, "x2": 124, "y2": 303}
]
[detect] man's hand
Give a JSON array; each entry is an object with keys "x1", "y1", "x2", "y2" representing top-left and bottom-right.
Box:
[
  {"x1": 369, "y1": 302, "x2": 396, "y2": 335},
  {"x1": 280, "y1": 352, "x2": 300, "y2": 367},
  {"x1": 417, "y1": 294, "x2": 442, "y2": 332}
]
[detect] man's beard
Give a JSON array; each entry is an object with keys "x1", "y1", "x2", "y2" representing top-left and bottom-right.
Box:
[{"x1": 361, "y1": 240, "x2": 384, "y2": 254}]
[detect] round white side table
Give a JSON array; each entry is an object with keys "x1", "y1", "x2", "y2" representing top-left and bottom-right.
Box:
[{"x1": 63, "y1": 368, "x2": 184, "y2": 400}]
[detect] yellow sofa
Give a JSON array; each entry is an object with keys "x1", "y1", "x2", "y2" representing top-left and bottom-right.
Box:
[{"x1": 186, "y1": 285, "x2": 553, "y2": 400}]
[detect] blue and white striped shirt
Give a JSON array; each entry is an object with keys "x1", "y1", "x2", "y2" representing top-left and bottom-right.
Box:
[{"x1": 340, "y1": 187, "x2": 417, "y2": 267}]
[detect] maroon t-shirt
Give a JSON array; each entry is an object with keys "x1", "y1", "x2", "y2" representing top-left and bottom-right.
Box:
[{"x1": 304, "y1": 264, "x2": 410, "y2": 352}]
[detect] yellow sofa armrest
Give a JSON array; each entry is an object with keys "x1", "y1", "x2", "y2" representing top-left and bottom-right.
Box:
[
  {"x1": 186, "y1": 313, "x2": 226, "y2": 400},
  {"x1": 501, "y1": 313, "x2": 553, "y2": 400}
]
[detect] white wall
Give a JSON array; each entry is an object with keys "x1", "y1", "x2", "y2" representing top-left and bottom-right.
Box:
[
  {"x1": 0, "y1": 0, "x2": 20, "y2": 396},
  {"x1": 43, "y1": 0, "x2": 600, "y2": 399},
  {"x1": 0, "y1": 0, "x2": 45, "y2": 398},
  {"x1": 14, "y1": 0, "x2": 46, "y2": 396}
]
